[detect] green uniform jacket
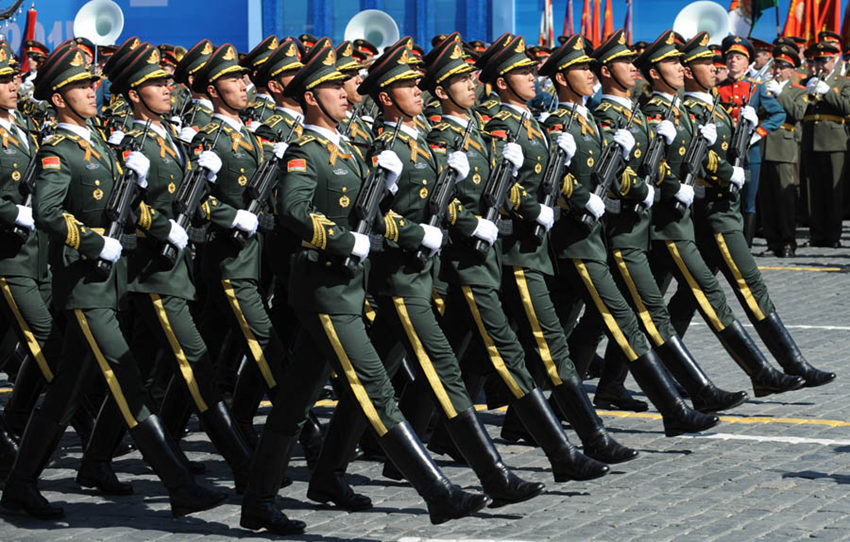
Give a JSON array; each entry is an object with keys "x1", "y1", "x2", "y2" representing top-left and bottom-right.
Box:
[
  {"x1": 339, "y1": 112, "x2": 373, "y2": 160},
  {"x1": 33, "y1": 127, "x2": 130, "y2": 309},
  {"x1": 801, "y1": 71, "x2": 850, "y2": 152},
  {"x1": 183, "y1": 100, "x2": 214, "y2": 132},
  {"x1": 475, "y1": 94, "x2": 502, "y2": 123},
  {"x1": 486, "y1": 106, "x2": 552, "y2": 274},
  {"x1": 244, "y1": 94, "x2": 276, "y2": 126},
  {"x1": 763, "y1": 83, "x2": 806, "y2": 163},
  {"x1": 192, "y1": 117, "x2": 262, "y2": 282},
  {"x1": 427, "y1": 114, "x2": 503, "y2": 289},
  {"x1": 594, "y1": 98, "x2": 653, "y2": 251},
  {"x1": 0, "y1": 123, "x2": 48, "y2": 279}
]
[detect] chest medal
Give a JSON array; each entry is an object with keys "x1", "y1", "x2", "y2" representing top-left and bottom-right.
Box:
[{"x1": 93, "y1": 188, "x2": 104, "y2": 200}]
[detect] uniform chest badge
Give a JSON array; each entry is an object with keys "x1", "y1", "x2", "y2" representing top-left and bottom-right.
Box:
[
  {"x1": 93, "y1": 188, "x2": 104, "y2": 200},
  {"x1": 587, "y1": 156, "x2": 594, "y2": 167},
  {"x1": 634, "y1": 148, "x2": 641, "y2": 158},
  {"x1": 333, "y1": 167, "x2": 347, "y2": 176},
  {"x1": 721, "y1": 141, "x2": 728, "y2": 151},
  {"x1": 534, "y1": 163, "x2": 542, "y2": 174},
  {"x1": 11, "y1": 170, "x2": 20, "y2": 181},
  {"x1": 339, "y1": 194, "x2": 350, "y2": 207},
  {"x1": 472, "y1": 172, "x2": 482, "y2": 184},
  {"x1": 86, "y1": 162, "x2": 100, "y2": 170},
  {"x1": 238, "y1": 174, "x2": 248, "y2": 186},
  {"x1": 234, "y1": 152, "x2": 244, "y2": 159},
  {"x1": 419, "y1": 187, "x2": 428, "y2": 199},
  {"x1": 678, "y1": 146, "x2": 686, "y2": 156},
  {"x1": 414, "y1": 162, "x2": 427, "y2": 169},
  {"x1": 168, "y1": 182, "x2": 177, "y2": 194},
  {"x1": 3, "y1": 148, "x2": 15, "y2": 155}
]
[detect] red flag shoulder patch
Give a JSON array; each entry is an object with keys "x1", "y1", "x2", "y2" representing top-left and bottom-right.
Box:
[
  {"x1": 490, "y1": 130, "x2": 507, "y2": 139},
  {"x1": 287, "y1": 158, "x2": 306, "y2": 172},
  {"x1": 41, "y1": 156, "x2": 61, "y2": 170}
]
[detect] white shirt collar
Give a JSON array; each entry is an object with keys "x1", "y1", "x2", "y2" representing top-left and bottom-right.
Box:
[
  {"x1": 443, "y1": 114, "x2": 470, "y2": 128},
  {"x1": 601, "y1": 94, "x2": 633, "y2": 110},
  {"x1": 504, "y1": 102, "x2": 531, "y2": 116},
  {"x1": 384, "y1": 121, "x2": 419, "y2": 140},
  {"x1": 275, "y1": 106, "x2": 302, "y2": 120},
  {"x1": 213, "y1": 113, "x2": 244, "y2": 132},
  {"x1": 559, "y1": 102, "x2": 588, "y2": 121},
  {"x1": 134, "y1": 119, "x2": 167, "y2": 139},
  {"x1": 255, "y1": 93, "x2": 273, "y2": 103},
  {"x1": 0, "y1": 116, "x2": 15, "y2": 132},
  {"x1": 193, "y1": 97, "x2": 213, "y2": 110},
  {"x1": 58, "y1": 122, "x2": 91, "y2": 142},
  {"x1": 652, "y1": 91, "x2": 675, "y2": 102},
  {"x1": 684, "y1": 91, "x2": 713, "y2": 105},
  {"x1": 304, "y1": 123, "x2": 341, "y2": 147}
]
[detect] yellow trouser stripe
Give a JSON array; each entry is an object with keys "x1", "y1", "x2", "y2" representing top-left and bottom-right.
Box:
[
  {"x1": 318, "y1": 313, "x2": 388, "y2": 436},
  {"x1": 461, "y1": 286, "x2": 524, "y2": 398},
  {"x1": 512, "y1": 267, "x2": 561, "y2": 386},
  {"x1": 73, "y1": 310, "x2": 138, "y2": 429},
  {"x1": 150, "y1": 294, "x2": 208, "y2": 413},
  {"x1": 432, "y1": 289, "x2": 446, "y2": 317},
  {"x1": 363, "y1": 299, "x2": 377, "y2": 324},
  {"x1": 392, "y1": 297, "x2": 457, "y2": 419},
  {"x1": 612, "y1": 251, "x2": 665, "y2": 347},
  {"x1": 573, "y1": 260, "x2": 639, "y2": 362},
  {"x1": 221, "y1": 280, "x2": 276, "y2": 388},
  {"x1": 665, "y1": 241, "x2": 726, "y2": 332},
  {"x1": 0, "y1": 278, "x2": 53, "y2": 382},
  {"x1": 714, "y1": 233, "x2": 766, "y2": 321}
]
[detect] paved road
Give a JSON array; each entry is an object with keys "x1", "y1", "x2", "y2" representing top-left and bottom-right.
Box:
[{"x1": 1, "y1": 228, "x2": 849, "y2": 541}]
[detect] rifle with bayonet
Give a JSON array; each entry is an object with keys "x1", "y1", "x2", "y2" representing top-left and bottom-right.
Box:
[
  {"x1": 93, "y1": 119, "x2": 152, "y2": 280},
  {"x1": 625, "y1": 98, "x2": 676, "y2": 215},
  {"x1": 160, "y1": 120, "x2": 226, "y2": 266},
  {"x1": 473, "y1": 111, "x2": 528, "y2": 255},
  {"x1": 414, "y1": 119, "x2": 473, "y2": 264},
  {"x1": 532, "y1": 104, "x2": 576, "y2": 244},
  {"x1": 341, "y1": 121, "x2": 403, "y2": 273},
  {"x1": 673, "y1": 94, "x2": 720, "y2": 219},
  {"x1": 231, "y1": 115, "x2": 302, "y2": 247}
]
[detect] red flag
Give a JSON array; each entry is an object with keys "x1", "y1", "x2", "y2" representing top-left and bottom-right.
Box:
[
  {"x1": 783, "y1": 0, "x2": 804, "y2": 37},
  {"x1": 592, "y1": 0, "x2": 601, "y2": 45},
  {"x1": 624, "y1": 0, "x2": 633, "y2": 44},
  {"x1": 564, "y1": 0, "x2": 574, "y2": 37},
  {"x1": 602, "y1": 0, "x2": 614, "y2": 40},
  {"x1": 580, "y1": 0, "x2": 592, "y2": 37},
  {"x1": 842, "y1": 0, "x2": 850, "y2": 45},
  {"x1": 19, "y1": 5, "x2": 37, "y2": 73}
]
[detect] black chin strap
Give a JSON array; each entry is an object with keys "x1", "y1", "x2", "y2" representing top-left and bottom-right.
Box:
[
  {"x1": 59, "y1": 91, "x2": 88, "y2": 125},
  {"x1": 314, "y1": 91, "x2": 339, "y2": 125},
  {"x1": 443, "y1": 85, "x2": 466, "y2": 113},
  {"x1": 387, "y1": 88, "x2": 415, "y2": 121},
  {"x1": 690, "y1": 66, "x2": 710, "y2": 93},
  {"x1": 213, "y1": 81, "x2": 242, "y2": 116},
  {"x1": 560, "y1": 70, "x2": 583, "y2": 102},
  {"x1": 502, "y1": 75, "x2": 526, "y2": 104},
  {"x1": 607, "y1": 63, "x2": 630, "y2": 92}
]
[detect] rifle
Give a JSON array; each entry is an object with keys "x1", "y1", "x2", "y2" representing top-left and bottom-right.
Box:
[
  {"x1": 727, "y1": 59, "x2": 774, "y2": 195},
  {"x1": 341, "y1": 121, "x2": 403, "y2": 273},
  {"x1": 473, "y1": 111, "x2": 528, "y2": 255},
  {"x1": 231, "y1": 115, "x2": 302, "y2": 247},
  {"x1": 579, "y1": 103, "x2": 638, "y2": 229},
  {"x1": 533, "y1": 104, "x2": 576, "y2": 244},
  {"x1": 10, "y1": 123, "x2": 55, "y2": 241},
  {"x1": 341, "y1": 104, "x2": 363, "y2": 138},
  {"x1": 160, "y1": 120, "x2": 226, "y2": 266},
  {"x1": 625, "y1": 98, "x2": 676, "y2": 215},
  {"x1": 93, "y1": 119, "x2": 152, "y2": 281},
  {"x1": 413, "y1": 119, "x2": 473, "y2": 264},
  {"x1": 673, "y1": 94, "x2": 720, "y2": 219}
]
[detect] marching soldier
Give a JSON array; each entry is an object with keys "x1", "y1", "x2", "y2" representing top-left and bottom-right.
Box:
[
  {"x1": 174, "y1": 40, "x2": 215, "y2": 135},
  {"x1": 336, "y1": 40, "x2": 374, "y2": 151},
  {"x1": 241, "y1": 36, "x2": 279, "y2": 127}
]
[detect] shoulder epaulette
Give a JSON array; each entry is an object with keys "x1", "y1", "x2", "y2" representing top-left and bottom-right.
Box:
[
  {"x1": 596, "y1": 102, "x2": 613, "y2": 112},
  {"x1": 293, "y1": 134, "x2": 316, "y2": 147},
  {"x1": 792, "y1": 82, "x2": 806, "y2": 89},
  {"x1": 124, "y1": 129, "x2": 145, "y2": 139},
  {"x1": 432, "y1": 122, "x2": 451, "y2": 132},
  {"x1": 647, "y1": 96, "x2": 666, "y2": 106},
  {"x1": 199, "y1": 121, "x2": 221, "y2": 134},
  {"x1": 481, "y1": 98, "x2": 500, "y2": 108},
  {"x1": 264, "y1": 114, "x2": 283, "y2": 128},
  {"x1": 493, "y1": 109, "x2": 514, "y2": 121},
  {"x1": 42, "y1": 133, "x2": 66, "y2": 147}
]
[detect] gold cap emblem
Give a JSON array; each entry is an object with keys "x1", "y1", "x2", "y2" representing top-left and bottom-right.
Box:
[
  {"x1": 515, "y1": 37, "x2": 525, "y2": 53},
  {"x1": 618, "y1": 32, "x2": 625, "y2": 45},
  {"x1": 323, "y1": 48, "x2": 336, "y2": 66},
  {"x1": 574, "y1": 37, "x2": 584, "y2": 50},
  {"x1": 450, "y1": 44, "x2": 464, "y2": 59},
  {"x1": 343, "y1": 42, "x2": 353, "y2": 56},
  {"x1": 268, "y1": 37, "x2": 279, "y2": 50},
  {"x1": 700, "y1": 34, "x2": 709, "y2": 46},
  {"x1": 0, "y1": 49, "x2": 7, "y2": 63},
  {"x1": 70, "y1": 51, "x2": 85, "y2": 66},
  {"x1": 148, "y1": 49, "x2": 160, "y2": 64},
  {"x1": 665, "y1": 32, "x2": 675, "y2": 45},
  {"x1": 398, "y1": 48, "x2": 410, "y2": 64},
  {"x1": 201, "y1": 41, "x2": 213, "y2": 55},
  {"x1": 286, "y1": 43, "x2": 297, "y2": 57},
  {"x1": 222, "y1": 46, "x2": 236, "y2": 61}
]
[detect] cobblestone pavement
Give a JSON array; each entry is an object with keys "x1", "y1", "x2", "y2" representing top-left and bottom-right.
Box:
[{"x1": 1, "y1": 227, "x2": 850, "y2": 541}]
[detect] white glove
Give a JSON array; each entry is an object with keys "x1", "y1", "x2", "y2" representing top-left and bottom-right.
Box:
[
  {"x1": 178, "y1": 126, "x2": 198, "y2": 144},
  {"x1": 125, "y1": 151, "x2": 150, "y2": 188},
  {"x1": 108, "y1": 130, "x2": 125, "y2": 146},
  {"x1": 246, "y1": 121, "x2": 259, "y2": 133},
  {"x1": 419, "y1": 223, "x2": 443, "y2": 255},
  {"x1": 197, "y1": 150, "x2": 221, "y2": 183},
  {"x1": 169, "y1": 116, "x2": 183, "y2": 130},
  {"x1": 376, "y1": 149, "x2": 403, "y2": 193},
  {"x1": 231, "y1": 209, "x2": 259, "y2": 235},
  {"x1": 447, "y1": 150, "x2": 469, "y2": 181},
  {"x1": 740, "y1": 105, "x2": 758, "y2": 128},
  {"x1": 656, "y1": 119, "x2": 676, "y2": 145},
  {"x1": 535, "y1": 204, "x2": 555, "y2": 231},
  {"x1": 556, "y1": 132, "x2": 577, "y2": 164},
  {"x1": 765, "y1": 79, "x2": 782, "y2": 96},
  {"x1": 585, "y1": 193, "x2": 605, "y2": 219},
  {"x1": 613, "y1": 128, "x2": 635, "y2": 159},
  {"x1": 749, "y1": 133, "x2": 762, "y2": 146},
  {"x1": 361, "y1": 115, "x2": 375, "y2": 124},
  {"x1": 273, "y1": 141, "x2": 289, "y2": 160},
  {"x1": 674, "y1": 184, "x2": 695, "y2": 206},
  {"x1": 807, "y1": 78, "x2": 830, "y2": 95},
  {"x1": 167, "y1": 219, "x2": 188, "y2": 250},
  {"x1": 538, "y1": 112, "x2": 550, "y2": 123},
  {"x1": 472, "y1": 218, "x2": 498, "y2": 245},
  {"x1": 350, "y1": 231, "x2": 370, "y2": 259},
  {"x1": 642, "y1": 185, "x2": 655, "y2": 209},
  {"x1": 730, "y1": 166, "x2": 746, "y2": 189},
  {"x1": 14, "y1": 205, "x2": 34, "y2": 230},
  {"x1": 99, "y1": 236, "x2": 122, "y2": 263},
  {"x1": 698, "y1": 124, "x2": 717, "y2": 146},
  {"x1": 18, "y1": 79, "x2": 33, "y2": 96},
  {"x1": 502, "y1": 142, "x2": 524, "y2": 174}
]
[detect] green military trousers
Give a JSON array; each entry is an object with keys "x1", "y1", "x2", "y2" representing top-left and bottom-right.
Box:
[{"x1": 0, "y1": 275, "x2": 61, "y2": 383}]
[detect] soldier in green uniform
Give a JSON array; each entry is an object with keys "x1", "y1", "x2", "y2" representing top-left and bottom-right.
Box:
[
  {"x1": 241, "y1": 36, "x2": 279, "y2": 128},
  {"x1": 800, "y1": 40, "x2": 850, "y2": 247},
  {"x1": 761, "y1": 45, "x2": 807, "y2": 257},
  {"x1": 538, "y1": 34, "x2": 718, "y2": 437},
  {"x1": 239, "y1": 43, "x2": 489, "y2": 535},
  {"x1": 668, "y1": 36, "x2": 836, "y2": 390},
  {"x1": 1, "y1": 44, "x2": 225, "y2": 520},
  {"x1": 336, "y1": 40, "x2": 374, "y2": 152},
  {"x1": 110, "y1": 42, "x2": 254, "y2": 493},
  {"x1": 99, "y1": 37, "x2": 143, "y2": 135},
  {"x1": 175, "y1": 40, "x2": 215, "y2": 136},
  {"x1": 581, "y1": 31, "x2": 748, "y2": 415},
  {"x1": 636, "y1": 31, "x2": 805, "y2": 398}
]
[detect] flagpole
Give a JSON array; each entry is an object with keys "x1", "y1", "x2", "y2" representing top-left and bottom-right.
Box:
[{"x1": 775, "y1": 4, "x2": 780, "y2": 38}]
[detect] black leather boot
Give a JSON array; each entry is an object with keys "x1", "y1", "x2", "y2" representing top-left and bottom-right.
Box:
[
  {"x1": 230, "y1": 365, "x2": 266, "y2": 449},
  {"x1": 753, "y1": 313, "x2": 836, "y2": 388},
  {"x1": 76, "y1": 399, "x2": 132, "y2": 495},
  {"x1": 240, "y1": 429, "x2": 306, "y2": 535},
  {"x1": 500, "y1": 403, "x2": 536, "y2": 445},
  {"x1": 717, "y1": 320, "x2": 806, "y2": 397},
  {"x1": 380, "y1": 421, "x2": 490, "y2": 524},
  {"x1": 129, "y1": 414, "x2": 226, "y2": 517},
  {"x1": 3, "y1": 355, "x2": 45, "y2": 438},
  {"x1": 159, "y1": 375, "x2": 194, "y2": 443},
  {"x1": 299, "y1": 409, "x2": 325, "y2": 471},
  {"x1": 743, "y1": 212, "x2": 756, "y2": 248},
  {"x1": 1, "y1": 411, "x2": 65, "y2": 519},
  {"x1": 444, "y1": 408, "x2": 544, "y2": 508},
  {"x1": 656, "y1": 335, "x2": 749, "y2": 413},
  {"x1": 550, "y1": 376, "x2": 638, "y2": 464},
  {"x1": 199, "y1": 401, "x2": 253, "y2": 494},
  {"x1": 307, "y1": 402, "x2": 371, "y2": 511},
  {"x1": 512, "y1": 388, "x2": 609, "y2": 482},
  {"x1": 0, "y1": 414, "x2": 19, "y2": 478},
  {"x1": 629, "y1": 351, "x2": 719, "y2": 437},
  {"x1": 594, "y1": 350, "x2": 648, "y2": 412},
  {"x1": 426, "y1": 374, "x2": 486, "y2": 465}
]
